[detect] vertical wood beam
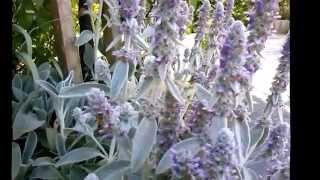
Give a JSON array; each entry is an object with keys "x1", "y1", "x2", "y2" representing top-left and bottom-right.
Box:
[{"x1": 51, "y1": 0, "x2": 83, "y2": 83}]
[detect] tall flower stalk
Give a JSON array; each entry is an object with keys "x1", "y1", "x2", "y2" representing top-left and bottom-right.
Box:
[
  {"x1": 189, "y1": 0, "x2": 211, "y2": 70},
  {"x1": 262, "y1": 33, "x2": 290, "y2": 124},
  {"x1": 212, "y1": 20, "x2": 249, "y2": 126},
  {"x1": 207, "y1": 1, "x2": 225, "y2": 83},
  {"x1": 149, "y1": 0, "x2": 190, "y2": 81}
]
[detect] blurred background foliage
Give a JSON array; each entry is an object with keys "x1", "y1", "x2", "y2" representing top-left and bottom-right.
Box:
[
  {"x1": 12, "y1": 0, "x2": 289, "y2": 72},
  {"x1": 279, "y1": 0, "x2": 289, "y2": 20}
]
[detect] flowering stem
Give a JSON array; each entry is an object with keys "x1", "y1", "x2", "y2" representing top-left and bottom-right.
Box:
[{"x1": 90, "y1": 134, "x2": 108, "y2": 158}]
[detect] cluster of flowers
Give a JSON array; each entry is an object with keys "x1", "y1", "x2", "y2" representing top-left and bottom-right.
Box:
[
  {"x1": 245, "y1": 0, "x2": 279, "y2": 74},
  {"x1": 150, "y1": 0, "x2": 190, "y2": 66},
  {"x1": 73, "y1": 88, "x2": 138, "y2": 138},
  {"x1": 171, "y1": 128, "x2": 237, "y2": 179}
]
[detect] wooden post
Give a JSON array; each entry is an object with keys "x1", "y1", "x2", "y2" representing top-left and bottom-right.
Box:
[{"x1": 51, "y1": 0, "x2": 83, "y2": 83}]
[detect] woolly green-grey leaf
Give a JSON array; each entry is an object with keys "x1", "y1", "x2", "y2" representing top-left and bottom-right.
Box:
[
  {"x1": 16, "y1": 52, "x2": 40, "y2": 83},
  {"x1": 164, "y1": 77, "x2": 185, "y2": 104},
  {"x1": 243, "y1": 167, "x2": 259, "y2": 180},
  {"x1": 13, "y1": 24, "x2": 32, "y2": 56},
  {"x1": 22, "y1": 131, "x2": 38, "y2": 164},
  {"x1": 46, "y1": 128, "x2": 58, "y2": 151},
  {"x1": 36, "y1": 80, "x2": 58, "y2": 97},
  {"x1": 56, "y1": 133, "x2": 67, "y2": 157},
  {"x1": 195, "y1": 83, "x2": 218, "y2": 108},
  {"x1": 156, "y1": 137, "x2": 202, "y2": 174},
  {"x1": 12, "y1": 142, "x2": 21, "y2": 179},
  {"x1": 55, "y1": 147, "x2": 103, "y2": 167},
  {"x1": 32, "y1": 157, "x2": 55, "y2": 166},
  {"x1": 131, "y1": 118, "x2": 158, "y2": 172},
  {"x1": 13, "y1": 112, "x2": 45, "y2": 140},
  {"x1": 110, "y1": 60, "x2": 129, "y2": 98},
  {"x1": 59, "y1": 82, "x2": 109, "y2": 98},
  {"x1": 30, "y1": 166, "x2": 63, "y2": 179},
  {"x1": 74, "y1": 30, "x2": 94, "y2": 46},
  {"x1": 94, "y1": 160, "x2": 131, "y2": 180},
  {"x1": 271, "y1": 170, "x2": 288, "y2": 180},
  {"x1": 207, "y1": 116, "x2": 226, "y2": 145}
]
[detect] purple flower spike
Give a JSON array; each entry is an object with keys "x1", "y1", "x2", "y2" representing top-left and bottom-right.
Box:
[{"x1": 119, "y1": 0, "x2": 141, "y2": 19}]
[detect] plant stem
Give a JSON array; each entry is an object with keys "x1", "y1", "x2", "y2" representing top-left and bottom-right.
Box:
[{"x1": 91, "y1": 135, "x2": 108, "y2": 158}]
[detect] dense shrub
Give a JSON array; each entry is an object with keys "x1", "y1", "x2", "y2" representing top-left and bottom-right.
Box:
[{"x1": 12, "y1": 0, "x2": 290, "y2": 179}]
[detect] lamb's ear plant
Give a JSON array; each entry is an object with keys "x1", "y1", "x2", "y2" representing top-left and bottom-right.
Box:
[{"x1": 13, "y1": 0, "x2": 289, "y2": 179}]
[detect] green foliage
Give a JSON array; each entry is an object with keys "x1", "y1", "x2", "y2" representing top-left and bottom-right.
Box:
[
  {"x1": 233, "y1": 0, "x2": 251, "y2": 26},
  {"x1": 279, "y1": 0, "x2": 290, "y2": 20},
  {"x1": 12, "y1": 0, "x2": 56, "y2": 68}
]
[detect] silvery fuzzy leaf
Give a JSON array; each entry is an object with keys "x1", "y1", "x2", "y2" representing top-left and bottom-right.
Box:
[
  {"x1": 158, "y1": 63, "x2": 168, "y2": 81},
  {"x1": 164, "y1": 77, "x2": 185, "y2": 104},
  {"x1": 33, "y1": 107, "x2": 47, "y2": 121},
  {"x1": 207, "y1": 116, "x2": 227, "y2": 145},
  {"x1": 142, "y1": 26, "x2": 155, "y2": 38},
  {"x1": 133, "y1": 34, "x2": 150, "y2": 50},
  {"x1": 38, "y1": 62, "x2": 51, "y2": 80},
  {"x1": 156, "y1": 137, "x2": 202, "y2": 174},
  {"x1": 246, "y1": 91, "x2": 254, "y2": 113},
  {"x1": 12, "y1": 142, "x2": 21, "y2": 179},
  {"x1": 232, "y1": 119, "x2": 251, "y2": 165},
  {"x1": 13, "y1": 24, "x2": 32, "y2": 56},
  {"x1": 242, "y1": 167, "x2": 259, "y2": 180},
  {"x1": 36, "y1": 80, "x2": 58, "y2": 97},
  {"x1": 74, "y1": 30, "x2": 94, "y2": 46},
  {"x1": 271, "y1": 170, "x2": 288, "y2": 180},
  {"x1": 110, "y1": 61, "x2": 129, "y2": 98},
  {"x1": 272, "y1": 94, "x2": 279, "y2": 106},
  {"x1": 195, "y1": 83, "x2": 218, "y2": 108},
  {"x1": 12, "y1": 74, "x2": 23, "y2": 89},
  {"x1": 55, "y1": 147, "x2": 103, "y2": 167},
  {"x1": 137, "y1": 76, "x2": 160, "y2": 99},
  {"x1": 230, "y1": 81, "x2": 241, "y2": 94},
  {"x1": 277, "y1": 106, "x2": 284, "y2": 123},
  {"x1": 72, "y1": 120, "x2": 95, "y2": 136},
  {"x1": 12, "y1": 87, "x2": 27, "y2": 101},
  {"x1": 95, "y1": 58, "x2": 112, "y2": 85},
  {"x1": 245, "y1": 159, "x2": 269, "y2": 178},
  {"x1": 84, "y1": 44, "x2": 94, "y2": 73},
  {"x1": 22, "y1": 131, "x2": 38, "y2": 164},
  {"x1": 56, "y1": 70, "x2": 74, "y2": 92},
  {"x1": 51, "y1": 59, "x2": 64, "y2": 80},
  {"x1": 46, "y1": 128, "x2": 58, "y2": 152},
  {"x1": 117, "y1": 135, "x2": 131, "y2": 161},
  {"x1": 131, "y1": 118, "x2": 158, "y2": 172},
  {"x1": 264, "y1": 101, "x2": 273, "y2": 118},
  {"x1": 13, "y1": 112, "x2": 45, "y2": 140},
  {"x1": 30, "y1": 166, "x2": 63, "y2": 179},
  {"x1": 105, "y1": 35, "x2": 121, "y2": 52},
  {"x1": 94, "y1": 160, "x2": 130, "y2": 180},
  {"x1": 248, "y1": 126, "x2": 265, "y2": 158},
  {"x1": 16, "y1": 52, "x2": 40, "y2": 82},
  {"x1": 59, "y1": 82, "x2": 109, "y2": 98},
  {"x1": 32, "y1": 157, "x2": 55, "y2": 167},
  {"x1": 56, "y1": 133, "x2": 66, "y2": 157}
]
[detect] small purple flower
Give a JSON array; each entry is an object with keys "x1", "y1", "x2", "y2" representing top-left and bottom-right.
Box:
[
  {"x1": 119, "y1": 0, "x2": 141, "y2": 19},
  {"x1": 112, "y1": 48, "x2": 140, "y2": 64},
  {"x1": 86, "y1": 88, "x2": 112, "y2": 115},
  {"x1": 194, "y1": 0, "x2": 211, "y2": 43},
  {"x1": 245, "y1": 0, "x2": 279, "y2": 73}
]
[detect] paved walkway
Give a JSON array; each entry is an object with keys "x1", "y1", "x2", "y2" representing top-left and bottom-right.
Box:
[{"x1": 180, "y1": 33, "x2": 290, "y2": 120}]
